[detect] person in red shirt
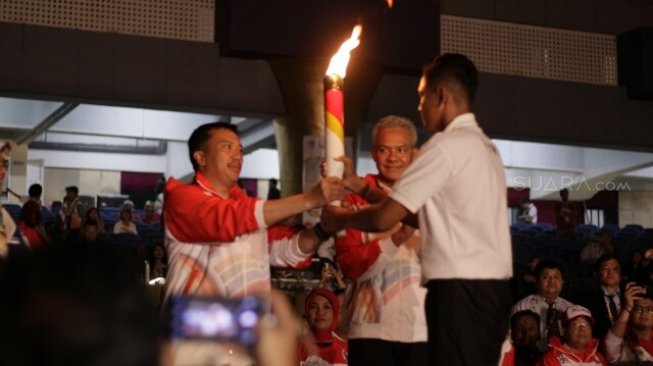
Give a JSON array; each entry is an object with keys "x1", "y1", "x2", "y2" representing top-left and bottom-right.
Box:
[
  {"x1": 298, "y1": 287, "x2": 348, "y2": 365},
  {"x1": 18, "y1": 200, "x2": 50, "y2": 251},
  {"x1": 538, "y1": 305, "x2": 607, "y2": 366}
]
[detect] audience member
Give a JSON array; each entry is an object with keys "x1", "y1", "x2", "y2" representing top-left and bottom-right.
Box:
[
  {"x1": 513, "y1": 255, "x2": 542, "y2": 301},
  {"x1": 519, "y1": 198, "x2": 538, "y2": 224},
  {"x1": 268, "y1": 178, "x2": 281, "y2": 200},
  {"x1": 298, "y1": 287, "x2": 348, "y2": 366},
  {"x1": 142, "y1": 201, "x2": 161, "y2": 225},
  {"x1": 573, "y1": 254, "x2": 624, "y2": 340},
  {"x1": 61, "y1": 185, "x2": 87, "y2": 238},
  {"x1": 538, "y1": 305, "x2": 607, "y2": 365},
  {"x1": 122, "y1": 200, "x2": 142, "y2": 222},
  {"x1": 163, "y1": 122, "x2": 343, "y2": 301},
  {"x1": 154, "y1": 174, "x2": 165, "y2": 215},
  {"x1": 333, "y1": 115, "x2": 428, "y2": 366},
  {"x1": 604, "y1": 282, "x2": 653, "y2": 364},
  {"x1": 322, "y1": 53, "x2": 512, "y2": 366},
  {"x1": 555, "y1": 189, "x2": 576, "y2": 237},
  {"x1": 580, "y1": 236, "x2": 606, "y2": 275},
  {"x1": 500, "y1": 310, "x2": 543, "y2": 366},
  {"x1": 316, "y1": 258, "x2": 347, "y2": 296},
  {"x1": 624, "y1": 250, "x2": 644, "y2": 283},
  {"x1": 83, "y1": 207, "x2": 105, "y2": 233},
  {"x1": 0, "y1": 142, "x2": 17, "y2": 258},
  {"x1": 6, "y1": 183, "x2": 43, "y2": 207},
  {"x1": 18, "y1": 201, "x2": 50, "y2": 252},
  {"x1": 113, "y1": 208, "x2": 138, "y2": 235},
  {"x1": 513, "y1": 259, "x2": 575, "y2": 352},
  {"x1": 149, "y1": 244, "x2": 167, "y2": 279},
  {"x1": 73, "y1": 220, "x2": 110, "y2": 246}
]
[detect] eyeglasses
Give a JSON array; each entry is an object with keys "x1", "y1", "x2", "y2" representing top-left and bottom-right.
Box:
[
  {"x1": 632, "y1": 306, "x2": 653, "y2": 314},
  {"x1": 568, "y1": 320, "x2": 592, "y2": 329}
]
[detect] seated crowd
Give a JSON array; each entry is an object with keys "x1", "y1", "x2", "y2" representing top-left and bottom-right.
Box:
[{"x1": 3, "y1": 183, "x2": 653, "y2": 366}]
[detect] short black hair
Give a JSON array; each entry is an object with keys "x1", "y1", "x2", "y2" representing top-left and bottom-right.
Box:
[
  {"x1": 187, "y1": 122, "x2": 239, "y2": 171},
  {"x1": 423, "y1": 53, "x2": 479, "y2": 103},
  {"x1": 594, "y1": 253, "x2": 621, "y2": 274},
  {"x1": 534, "y1": 259, "x2": 565, "y2": 281},
  {"x1": 511, "y1": 310, "x2": 540, "y2": 330},
  {"x1": 28, "y1": 184, "x2": 42, "y2": 198},
  {"x1": 65, "y1": 186, "x2": 79, "y2": 195}
]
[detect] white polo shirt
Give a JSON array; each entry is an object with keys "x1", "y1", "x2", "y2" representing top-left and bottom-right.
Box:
[{"x1": 390, "y1": 113, "x2": 512, "y2": 280}]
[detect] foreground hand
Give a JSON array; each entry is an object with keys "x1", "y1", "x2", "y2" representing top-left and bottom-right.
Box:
[
  {"x1": 332, "y1": 155, "x2": 366, "y2": 193},
  {"x1": 624, "y1": 282, "x2": 647, "y2": 310},
  {"x1": 257, "y1": 291, "x2": 302, "y2": 366},
  {"x1": 308, "y1": 177, "x2": 344, "y2": 207},
  {"x1": 320, "y1": 205, "x2": 351, "y2": 233},
  {"x1": 391, "y1": 224, "x2": 416, "y2": 247}
]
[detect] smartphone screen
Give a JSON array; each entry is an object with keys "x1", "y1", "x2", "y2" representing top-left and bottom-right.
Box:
[{"x1": 170, "y1": 295, "x2": 265, "y2": 347}]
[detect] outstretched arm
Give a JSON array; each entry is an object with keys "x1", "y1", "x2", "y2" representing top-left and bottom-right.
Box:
[
  {"x1": 321, "y1": 197, "x2": 411, "y2": 234},
  {"x1": 263, "y1": 176, "x2": 344, "y2": 226}
]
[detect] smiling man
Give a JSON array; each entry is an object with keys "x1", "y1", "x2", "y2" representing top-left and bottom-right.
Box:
[
  {"x1": 321, "y1": 53, "x2": 513, "y2": 366},
  {"x1": 163, "y1": 122, "x2": 344, "y2": 301},
  {"x1": 333, "y1": 115, "x2": 428, "y2": 366}
]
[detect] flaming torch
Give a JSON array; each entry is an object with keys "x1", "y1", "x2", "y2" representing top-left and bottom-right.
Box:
[{"x1": 324, "y1": 25, "x2": 362, "y2": 181}]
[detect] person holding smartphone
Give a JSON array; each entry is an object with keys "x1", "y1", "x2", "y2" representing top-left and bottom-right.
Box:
[{"x1": 604, "y1": 282, "x2": 653, "y2": 363}]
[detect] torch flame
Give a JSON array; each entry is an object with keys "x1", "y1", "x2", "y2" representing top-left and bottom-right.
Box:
[
  {"x1": 386, "y1": 0, "x2": 393, "y2": 8},
  {"x1": 325, "y1": 25, "x2": 362, "y2": 79}
]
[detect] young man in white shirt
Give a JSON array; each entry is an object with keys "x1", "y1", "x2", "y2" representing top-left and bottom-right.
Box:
[{"x1": 322, "y1": 53, "x2": 513, "y2": 366}]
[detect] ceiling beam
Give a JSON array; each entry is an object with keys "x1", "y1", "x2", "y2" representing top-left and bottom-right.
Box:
[{"x1": 16, "y1": 102, "x2": 79, "y2": 145}]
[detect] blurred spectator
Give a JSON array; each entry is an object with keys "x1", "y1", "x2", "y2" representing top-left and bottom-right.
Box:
[
  {"x1": 83, "y1": 207, "x2": 105, "y2": 233},
  {"x1": 149, "y1": 244, "x2": 167, "y2": 279},
  {"x1": 518, "y1": 199, "x2": 538, "y2": 224},
  {"x1": 555, "y1": 189, "x2": 576, "y2": 237},
  {"x1": 113, "y1": 208, "x2": 138, "y2": 235},
  {"x1": 267, "y1": 178, "x2": 281, "y2": 200},
  {"x1": 513, "y1": 256, "x2": 542, "y2": 301},
  {"x1": 122, "y1": 200, "x2": 142, "y2": 223},
  {"x1": 142, "y1": 201, "x2": 161, "y2": 225},
  {"x1": 316, "y1": 257, "x2": 347, "y2": 296},
  {"x1": 62, "y1": 186, "x2": 87, "y2": 239},
  {"x1": 154, "y1": 175, "x2": 165, "y2": 215},
  {"x1": 0, "y1": 141, "x2": 18, "y2": 258},
  {"x1": 18, "y1": 201, "x2": 50, "y2": 252},
  {"x1": 6, "y1": 183, "x2": 43, "y2": 208},
  {"x1": 624, "y1": 250, "x2": 644, "y2": 283}
]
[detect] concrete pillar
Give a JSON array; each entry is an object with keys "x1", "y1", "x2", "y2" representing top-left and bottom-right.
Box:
[{"x1": 269, "y1": 58, "x2": 383, "y2": 197}]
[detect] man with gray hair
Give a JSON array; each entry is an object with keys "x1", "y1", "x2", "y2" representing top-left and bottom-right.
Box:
[{"x1": 335, "y1": 115, "x2": 428, "y2": 365}]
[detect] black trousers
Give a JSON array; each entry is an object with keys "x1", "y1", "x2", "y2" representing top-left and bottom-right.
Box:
[
  {"x1": 348, "y1": 338, "x2": 429, "y2": 366},
  {"x1": 425, "y1": 279, "x2": 511, "y2": 366}
]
